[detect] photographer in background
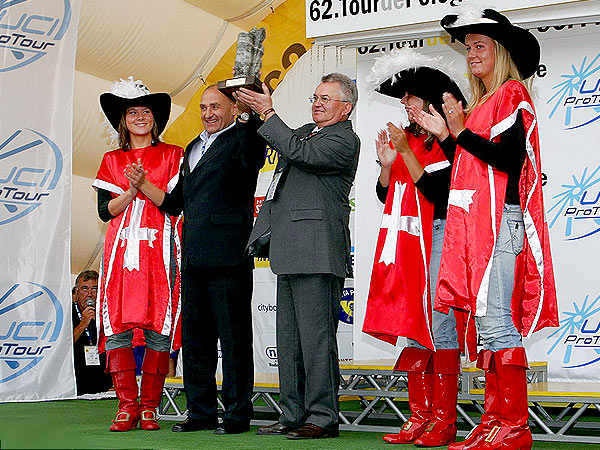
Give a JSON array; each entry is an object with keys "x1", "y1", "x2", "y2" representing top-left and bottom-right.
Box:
[{"x1": 72, "y1": 270, "x2": 112, "y2": 395}]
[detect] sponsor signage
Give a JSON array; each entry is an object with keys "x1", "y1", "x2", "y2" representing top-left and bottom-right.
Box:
[
  {"x1": 548, "y1": 165, "x2": 600, "y2": 241},
  {"x1": 547, "y1": 51, "x2": 600, "y2": 130},
  {"x1": 0, "y1": 129, "x2": 63, "y2": 225},
  {"x1": 265, "y1": 346, "x2": 278, "y2": 367},
  {"x1": 0, "y1": 0, "x2": 73, "y2": 72},
  {"x1": 0, "y1": 282, "x2": 63, "y2": 383},
  {"x1": 254, "y1": 196, "x2": 265, "y2": 217},
  {"x1": 547, "y1": 293, "x2": 600, "y2": 369},
  {"x1": 340, "y1": 287, "x2": 353, "y2": 324},
  {"x1": 261, "y1": 146, "x2": 279, "y2": 172},
  {"x1": 306, "y1": 0, "x2": 583, "y2": 38},
  {"x1": 1, "y1": 0, "x2": 79, "y2": 399}
]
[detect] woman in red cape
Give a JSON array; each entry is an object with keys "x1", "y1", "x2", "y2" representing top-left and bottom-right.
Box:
[
  {"x1": 363, "y1": 48, "x2": 469, "y2": 447},
  {"x1": 418, "y1": 6, "x2": 559, "y2": 450},
  {"x1": 93, "y1": 78, "x2": 183, "y2": 432}
]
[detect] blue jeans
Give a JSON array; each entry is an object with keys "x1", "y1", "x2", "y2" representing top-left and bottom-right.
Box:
[
  {"x1": 409, "y1": 219, "x2": 458, "y2": 350},
  {"x1": 105, "y1": 328, "x2": 170, "y2": 352},
  {"x1": 475, "y1": 204, "x2": 524, "y2": 351}
]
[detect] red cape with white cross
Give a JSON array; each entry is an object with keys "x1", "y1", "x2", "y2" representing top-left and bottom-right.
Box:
[{"x1": 92, "y1": 143, "x2": 184, "y2": 352}]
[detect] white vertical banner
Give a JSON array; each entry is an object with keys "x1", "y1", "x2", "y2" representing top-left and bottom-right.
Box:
[
  {"x1": 528, "y1": 23, "x2": 600, "y2": 382},
  {"x1": 0, "y1": 0, "x2": 80, "y2": 400}
]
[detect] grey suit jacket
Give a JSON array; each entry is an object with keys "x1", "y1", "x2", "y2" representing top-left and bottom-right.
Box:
[{"x1": 247, "y1": 115, "x2": 360, "y2": 278}]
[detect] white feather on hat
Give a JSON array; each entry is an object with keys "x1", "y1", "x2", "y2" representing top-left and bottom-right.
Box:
[
  {"x1": 366, "y1": 47, "x2": 469, "y2": 101},
  {"x1": 100, "y1": 116, "x2": 121, "y2": 148},
  {"x1": 108, "y1": 76, "x2": 151, "y2": 98},
  {"x1": 450, "y1": 1, "x2": 497, "y2": 27}
]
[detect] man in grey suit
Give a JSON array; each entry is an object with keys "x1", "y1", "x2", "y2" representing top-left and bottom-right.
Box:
[{"x1": 237, "y1": 73, "x2": 359, "y2": 440}]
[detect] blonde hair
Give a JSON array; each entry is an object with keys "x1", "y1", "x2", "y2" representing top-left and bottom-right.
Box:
[{"x1": 465, "y1": 37, "x2": 532, "y2": 114}]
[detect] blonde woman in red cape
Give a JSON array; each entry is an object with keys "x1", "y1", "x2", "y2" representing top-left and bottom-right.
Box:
[
  {"x1": 93, "y1": 78, "x2": 183, "y2": 432},
  {"x1": 363, "y1": 48, "x2": 469, "y2": 447},
  {"x1": 413, "y1": 5, "x2": 558, "y2": 450}
]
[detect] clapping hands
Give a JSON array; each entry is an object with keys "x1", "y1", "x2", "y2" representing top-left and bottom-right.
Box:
[
  {"x1": 441, "y1": 92, "x2": 465, "y2": 138},
  {"x1": 124, "y1": 158, "x2": 147, "y2": 192},
  {"x1": 406, "y1": 104, "x2": 450, "y2": 141},
  {"x1": 375, "y1": 129, "x2": 397, "y2": 169}
]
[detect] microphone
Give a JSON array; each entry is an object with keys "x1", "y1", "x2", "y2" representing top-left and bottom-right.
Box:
[{"x1": 86, "y1": 298, "x2": 95, "y2": 308}]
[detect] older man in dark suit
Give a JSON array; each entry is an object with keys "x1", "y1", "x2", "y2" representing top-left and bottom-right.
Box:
[
  {"x1": 237, "y1": 73, "x2": 360, "y2": 440},
  {"x1": 132, "y1": 86, "x2": 266, "y2": 435}
]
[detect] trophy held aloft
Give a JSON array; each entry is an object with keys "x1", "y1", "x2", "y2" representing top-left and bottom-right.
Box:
[{"x1": 218, "y1": 27, "x2": 266, "y2": 101}]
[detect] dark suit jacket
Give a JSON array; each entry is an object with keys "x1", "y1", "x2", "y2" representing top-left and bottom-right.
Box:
[
  {"x1": 248, "y1": 115, "x2": 360, "y2": 278},
  {"x1": 161, "y1": 116, "x2": 266, "y2": 267}
]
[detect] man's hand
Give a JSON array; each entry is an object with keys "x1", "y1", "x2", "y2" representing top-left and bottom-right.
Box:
[
  {"x1": 81, "y1": 306, "x2": 95, "y2": 327},
  {"x1": 235, "y1": 83, "x2": 275, "y2": 119},
  {"x1": 73, "y1": 305, "x2": 95, "y2": 342},
  {"x1": 235, "y1": 95, "x2": 252, "y2": 114}
]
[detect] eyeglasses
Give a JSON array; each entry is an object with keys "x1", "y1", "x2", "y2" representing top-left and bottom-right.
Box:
[
  {"x1": 78, "y1": 286, "x2": 98, "y2": 293},
  {"x1": 308, "y1": 95, "x2": 351, "y2": 105}
]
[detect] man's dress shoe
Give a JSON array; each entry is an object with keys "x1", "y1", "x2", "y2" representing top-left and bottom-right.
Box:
[
  {"x1": 286, "y1": 423, "x2": 339, "y2": 439},
  {"x1": 256, "y1": 422, "x2": 296, "y2": 435},
  {"x1": 171, "y1": 418, "x2": 217, "y2": 432},
  {"x1": 214, "y1": 422, "x2": 251, "y2": 435}
]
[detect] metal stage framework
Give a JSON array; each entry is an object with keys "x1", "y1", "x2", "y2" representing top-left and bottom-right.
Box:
[{"x1": 159, "y1": 360, "x2": 600, "y2": 444}]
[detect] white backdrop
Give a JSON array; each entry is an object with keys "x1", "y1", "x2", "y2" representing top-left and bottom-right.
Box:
[
  {"x1": 352, "y1": 22, "x2": 600, "y2": 382},
  {"x1": 0, "y1": 0, "x2": 80, "y2": 400}
]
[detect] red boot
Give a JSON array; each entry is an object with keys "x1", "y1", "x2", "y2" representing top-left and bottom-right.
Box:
[
  {"x1": 414, "y1": 349, "x2": 460, "y2": 447},
  {"x1": 478, "y1": 347, "x2": 532, "y2": 450},
  {"x1": 448, "y1": 349, "x2": 500, "y2": 450},
  {"x1": 107, "y1": 347, "x2": 139, "y2": 432},
  {"x1": 139, "y1": 348, "x2": 170, "y2": 431},
  {"x1": 383, "y1": 347, "x2": 433, "y2": 444}
]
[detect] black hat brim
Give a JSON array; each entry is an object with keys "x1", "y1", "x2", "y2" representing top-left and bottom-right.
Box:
[
  {"x1": 441, "y1": 15, "x2": 540, "y2": 79},
  {"x1": 100, "y1": 92, "x2": 172, "y2": 135},
  {"x1": 377, "y1": 67, "x2": 466, "y2": 116}
]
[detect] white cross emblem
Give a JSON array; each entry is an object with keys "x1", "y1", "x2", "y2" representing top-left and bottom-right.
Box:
[
  {"x1": 119, "y1": 199, "x2": 158, "y2": 271},
  {"x1": 379, "y1": 181, "x2": 421, "y2": 265},
  {"x1": 448, "y1": 189, "x2": 476, "y2": 213}
]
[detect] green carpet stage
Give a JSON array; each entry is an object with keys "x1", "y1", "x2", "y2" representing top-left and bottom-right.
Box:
[
  {"x1": 160, "y1": 361, "x2": 600, "y2": 445},
  {"x1": 0, "y1": 398, "x2": 597, "y2": 450}
]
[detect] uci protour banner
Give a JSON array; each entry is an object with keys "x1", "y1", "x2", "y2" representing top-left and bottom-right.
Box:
[{"x1": 0, "y1": 0, "x2": 80, "y2": 400}]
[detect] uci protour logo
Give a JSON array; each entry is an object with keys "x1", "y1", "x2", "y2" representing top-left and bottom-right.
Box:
[
  {"x1": 547, "y1": 165, "x2": 600, "y2": 241},
  {"x1": 0, "y1": 0, "x2": 72, "y2": 72},
  {"x1": 546, "y1": 293, "x2": 600, "y2": 369},
  {"x1": 0, "y1": 129, "x2": 63, "y2": 226},
  {"x1": 0, "y1": 282, "x2": 63, "y2": 383},
  {"x1": 547, "y1": 53, "x2": 600, "y2": 130}
]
